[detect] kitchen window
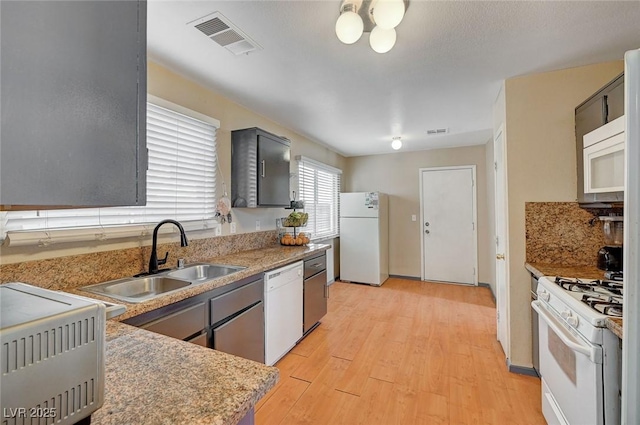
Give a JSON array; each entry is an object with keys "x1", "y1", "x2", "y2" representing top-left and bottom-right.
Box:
[
  {"x1": 296, "y1": 156, "x2": 341, "y2": 241},
  {"x1": 1, "y1": 96, "x2": 219, "y2": 245}
]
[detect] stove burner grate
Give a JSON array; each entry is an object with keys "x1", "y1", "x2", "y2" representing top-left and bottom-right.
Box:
[
  {"x1": 581, "y1": 295, "x2": 623, "y2": 317},
  {"x1": 554, "y1": 277, "x2": 623, "y2": 297}
]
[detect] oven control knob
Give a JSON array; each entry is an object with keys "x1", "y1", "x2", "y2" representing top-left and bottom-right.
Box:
[
  {"x1": 539, "y1": 290, "x2": 550, "y2": 302},
  {"x1": 561, "y1": 310, "x2": 579, "y2": 327}
]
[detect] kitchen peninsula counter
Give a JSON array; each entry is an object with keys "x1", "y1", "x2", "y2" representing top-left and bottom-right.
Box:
[
  {"x1": 73, "y1": 244, "x2": 328, "y2": 424},
  {"x1": 93, "y1": 321, "x2": 278, "y2": 425},
  {"x1": 525, "y1": 262, "x2": 623, "y2": 339}
]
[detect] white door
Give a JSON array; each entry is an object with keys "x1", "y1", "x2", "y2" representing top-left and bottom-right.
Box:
[
  {"x1": 494, "y1": 128, "x2": 510, "y2": 356},
  {"x1": 420, "y1": 166, "x2": 477, "y2": 285}
]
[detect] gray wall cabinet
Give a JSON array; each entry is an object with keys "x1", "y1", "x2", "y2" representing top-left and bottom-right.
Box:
[
  {"x1": 575, "y1": 73, "x2": 624, "y2": 205},
  {"x1": 231, "y1": 128, "x2": 291, "y2": 208},
  {"x1": 0, "y1": 1, "x2": 147, "y2": 209}
]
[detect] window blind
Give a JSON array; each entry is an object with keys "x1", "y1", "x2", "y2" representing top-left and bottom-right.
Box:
[
  {"x1": 1, "y1": 100, "x2": 218, "y2": 245},
  {"x1": 297, "y1": 156, "x2": 341, "y2": 241}
]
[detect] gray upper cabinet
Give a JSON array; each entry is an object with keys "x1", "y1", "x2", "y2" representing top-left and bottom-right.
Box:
[
  {"x1": 0, "y1": 1, "x2": 147, "y2": 209},
  {"x1": 231, "y1": 128, "x2": 291, "y2": 208},
  {"x1": 575, "y1": 73, "x2": 624, "y2": 205},
  {"x1": 605, "y1": 78, "x2": 625, "y2": 122}
]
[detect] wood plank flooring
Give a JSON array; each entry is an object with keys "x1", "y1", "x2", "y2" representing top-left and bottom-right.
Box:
[{"x1": 255, "y1": 278, "x2": 545, "y2": 425}]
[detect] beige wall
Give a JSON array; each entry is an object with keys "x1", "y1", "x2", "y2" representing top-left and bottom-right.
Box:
[
  {"x1": 147, "y1": 61, "x2": 347, "y2": 236},
  {"x1": 502, "y1": 61, "x2": 623, "y2": 368},
  {"x1": 0, "y1": 61, "x2": 346, "y2": 265},
  {"x1": 344, "y1": 145, "x2": 492, "y2": 282}
]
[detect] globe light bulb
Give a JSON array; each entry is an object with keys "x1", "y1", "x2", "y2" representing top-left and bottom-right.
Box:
[
  {"x1": 391, "y1": 137, "x2": 402, "y2": 150},
  {"x1": 369, "y1": 26, "x2": 396, "y2": 54},
  {"x1": 335, "y1": 11, "x2": 364, "y2": 45},
  {"x1": 372, "y1": 0, "x2": 405, "y2": 29}
]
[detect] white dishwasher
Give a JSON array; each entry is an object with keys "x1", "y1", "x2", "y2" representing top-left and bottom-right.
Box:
[{"x1": 264, "y1": 261, "x2": 304, "y2": 366}]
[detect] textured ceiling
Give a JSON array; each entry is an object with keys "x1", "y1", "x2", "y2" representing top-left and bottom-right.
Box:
[{"x1": 147, "y1": 1, "x2": 640, "y2": 157}]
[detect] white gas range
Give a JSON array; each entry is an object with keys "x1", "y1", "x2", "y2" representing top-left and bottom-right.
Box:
[{"x1": 532, "y1": 276, "x2": 622, "y2": 425}]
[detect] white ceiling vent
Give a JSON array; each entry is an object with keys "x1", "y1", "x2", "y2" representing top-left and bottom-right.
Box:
[
  {"x1": 427, "y1": 128, "x2": 449, "y2": 135},
  {"x1": 191, "y1": 12, "x2": 262, "y2": 56}
]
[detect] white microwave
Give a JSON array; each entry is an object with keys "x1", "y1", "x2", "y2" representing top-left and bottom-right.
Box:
[{"x1": 583, "y1": 115, "x2": 625, "y2": 194}]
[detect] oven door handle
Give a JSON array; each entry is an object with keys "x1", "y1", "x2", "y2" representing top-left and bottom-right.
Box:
[{"x1": 532, "y1": 300, "x2": 602, "y2": 364}]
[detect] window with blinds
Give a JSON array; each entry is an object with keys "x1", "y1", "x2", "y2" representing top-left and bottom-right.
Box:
[
  {"x1": 297, "y1": 156, "x2": 342, "y2": 241},
  {"x1": 0, "y1": 99, "x2": 219, "y2": 245}
]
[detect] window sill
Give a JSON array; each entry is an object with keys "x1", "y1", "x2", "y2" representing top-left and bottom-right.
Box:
[{"x1": 3, "y1": 220, "x2": 218, "y2": 247}]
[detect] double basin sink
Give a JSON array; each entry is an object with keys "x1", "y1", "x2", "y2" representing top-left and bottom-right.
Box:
[{"x1": 82, "y1": 263, "x2": 246, "y2": 303}]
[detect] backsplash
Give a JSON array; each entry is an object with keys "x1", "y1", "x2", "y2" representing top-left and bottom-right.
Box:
[
  {"x1": 525, "y1": 202, "x2": 607, "y2": 266},
  {"x1": 0, "y1": 230, "x2": 278, "y2": 290}
]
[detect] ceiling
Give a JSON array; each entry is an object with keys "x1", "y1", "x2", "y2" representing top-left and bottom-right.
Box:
[{"x1": 147, "y1": 1, "x2": 640, "y2": 157}]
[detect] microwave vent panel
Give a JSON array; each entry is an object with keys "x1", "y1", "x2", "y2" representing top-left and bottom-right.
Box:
[{"x1": 192, "y1": 12, "x2": 262, "y2": 56}]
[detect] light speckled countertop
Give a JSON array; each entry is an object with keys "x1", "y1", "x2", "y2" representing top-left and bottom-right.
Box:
[
  {"x1": 525, "y1": 262, "x2": 622, "y2": 339},
  {"x1": 78, "y1": 244, "x2": 328, "y2": 424},
  {"x1": 70, "y1": 244, "x2": 329, "y2": 322},
  {"x1": 96, "y1": 321, "x2": 278, "y2": 425}
]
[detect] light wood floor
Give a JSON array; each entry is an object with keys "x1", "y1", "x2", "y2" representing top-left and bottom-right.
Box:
[{"x1": 255, "y1": 278, "x2": 545, "y2": 425}]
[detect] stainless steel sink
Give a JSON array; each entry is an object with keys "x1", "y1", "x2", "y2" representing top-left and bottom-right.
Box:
[
  {"x1": 82, "y1": 276, "x2": 192, "y2": 303},
  {"x1": 167, "y1": 263, "x2": 246, "y2": 282},
  {"x1": 81, "y1": 263, "x2": 246, "y2": 303}
]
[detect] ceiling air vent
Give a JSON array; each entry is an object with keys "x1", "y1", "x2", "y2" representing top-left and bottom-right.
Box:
[
  {"x1": 427, "y1": 128, "x2": 449, "y2": 135},
  {"x1": 191, "y1": 12, "x2": 262, "y2": 56}
]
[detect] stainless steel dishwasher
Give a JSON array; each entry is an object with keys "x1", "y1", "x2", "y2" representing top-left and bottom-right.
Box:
[{"x1": 303, "y1": 253, "x2": 328, "y2": 335}]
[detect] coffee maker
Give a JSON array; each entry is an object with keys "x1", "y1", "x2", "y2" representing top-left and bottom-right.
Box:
[{"x1": 597, "y1": 216, "x2": 623, "y2": 272}]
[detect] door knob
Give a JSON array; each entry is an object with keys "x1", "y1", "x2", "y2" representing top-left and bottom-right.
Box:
[{"x1": 496, "y1": 254, "x2": 505, "y2": 260}]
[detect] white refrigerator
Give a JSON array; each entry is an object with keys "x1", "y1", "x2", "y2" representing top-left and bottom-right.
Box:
[{"x1": 339, "y1": 192, "x2": 389, "y2": 286}]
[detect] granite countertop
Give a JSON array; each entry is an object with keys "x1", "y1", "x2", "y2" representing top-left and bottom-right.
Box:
[
  {"x1": 69, "y1": 243, "x2": 329, "y2": 322},
  {"x1": 525, "y1": 262, "x2": 606, "y2": 280},
  {"x1": 525, "y1": 262, "x2": 623, "y2": 339},
  {"x1": 95, "y1": 321, "x2": 278, "y2": 425}
]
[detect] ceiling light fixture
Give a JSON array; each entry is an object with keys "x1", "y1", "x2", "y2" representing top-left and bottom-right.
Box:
[
  {"x1": 369, "y1": 26, "x2": 396, "y2": 54},
  {"x1": 335, "y1": 2, "x2": 364, "y2": 44},
  {"x1": 391, "y1": 136, "x2": 402, "y2": 150},
  {"x1": 335, "y1": 0, "x2": 408, "y2": 54},
  {"x1": 372, "y1": 0, "x2": 405, "y2": 29}
]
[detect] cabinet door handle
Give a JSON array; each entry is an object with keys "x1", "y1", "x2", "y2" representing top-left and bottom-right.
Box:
[{"x1": 261, "y1": 160, "x2": 266, "y2": 178}]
